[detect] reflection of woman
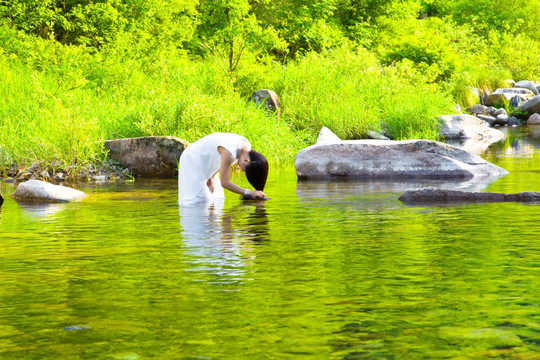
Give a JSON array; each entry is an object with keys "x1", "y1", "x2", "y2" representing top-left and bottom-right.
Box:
[{"x1": 178, "y1": 133, "x2": 268, "y2": 204}]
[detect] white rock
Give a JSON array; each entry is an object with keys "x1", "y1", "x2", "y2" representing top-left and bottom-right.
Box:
[
  {"x1": 438, "y1": 114, "x2": 505, "y2": 140},
  {"x1": 11, "y1": 180, "x2": 86, "y2": 202},
  {"x1": 315, "y1": 126, "x2": 342, "y2": 144}
]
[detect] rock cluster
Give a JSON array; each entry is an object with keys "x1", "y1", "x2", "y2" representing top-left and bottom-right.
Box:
[
  {"x1": 465, "y1": 80, "x2": 540, "y2": 127},
  {"x1": 1, "y1": 160, "x2": 128, "y2": 184}
]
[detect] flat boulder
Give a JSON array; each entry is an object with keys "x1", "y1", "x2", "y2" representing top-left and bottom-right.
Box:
[
  {"x1": 295, "y1": 140, "x2": 508, "y2": 180},
  {"x1": 11, "y1": 180, "x2": 86, "y2": 202},
  {"x1": 105, "y1": 136, "x2": 189, "y2": 178},
  {"x1": 438, "y1": 114, "x2": 505, "y2": 141},
  {"x1": 399, "y1": 187, "x2": 540, "y2": 204},
  {"x1": 515, "y1": 80, "x2": 539, "y2": 95}
]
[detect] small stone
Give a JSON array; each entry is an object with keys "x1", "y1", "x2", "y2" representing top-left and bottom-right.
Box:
[
  {"x1": 7, "y1": 164, "x2": 19, "y2": 177},
  {"x1": 249, "y1": 89, "x2": 281, "y2": 115},
  {"x1": 4, "y1": 177, "x2": 16, "y2": 184},
  {"x1": 53, "y1": 173, "x2": 65, "y2": 182},
  {"x1": 493, "y1": 108, "x2": 507, "y2": 116},
  {"x1": 367, "y1": 130, "x2": 390, "y2": 140},
  {"x1": 485, "y1": 106, "x2": 497, "y2": 116},
  {"x1": 27, "y1": 161, "x2": 41, "y2": 173},
  {"x1": 495, "y1": 114, "x2": 509, "y2": 126},
  {"x1": 17, "y1": 172, "x2": 32, "y2": 181},
  {"x1": 63, "y1": 326, "x2": 91, "y2": 331},
  {"x1": 477, "y1": 115, "x2": 497, "y2": 126},
  {"x1": 527, "y1": 113, "x2": 540, "y2": 125},
  {"x1": 91, "y1": 175, "x2": 109, "y2": 182},
  {"x1": 504, "y1": 79, "x2": 516, "y2": 87},
  {"x1": 39, "y1": 170, "x2": 50, "y2": 179},
  {"x1": 466, "y1": 104, "x2": 487, "y2": 115},
  {"x1": 508, "y1": 117, "x2": 521, "y2": 126}
]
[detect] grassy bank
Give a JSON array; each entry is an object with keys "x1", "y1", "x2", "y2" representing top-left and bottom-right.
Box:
[
  {"x1": 2, "y1": 0, "x2": 540, "y2": 175},
  {"x1": 0, "y1": 41, "x2": 458, "y2": 174}
]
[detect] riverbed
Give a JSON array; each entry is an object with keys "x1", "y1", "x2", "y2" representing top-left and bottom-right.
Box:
[{"x1": 1, "y1": 127, "x2": 540, "y2": 359}]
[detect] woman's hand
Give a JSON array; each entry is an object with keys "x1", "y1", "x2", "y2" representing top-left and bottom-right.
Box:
[
  {"x1": 206, "y1": 177, "x2": 214, "y2": 193},
  {"x1": 243, "y1": 190, "x2": 266, "y2": 200},
  {"x1": 250, "y1": 190, "x2": 266, "y2": 199}
]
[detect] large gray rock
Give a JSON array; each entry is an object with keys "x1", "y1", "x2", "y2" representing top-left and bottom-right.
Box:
[
  {"x1": 295, "y1": 140, "x2": 508, "y2": 180},
  {"x1": 11, "y1": 180, "x2": 86, "y2": 202},
  {"x1": 484, "y1": 88, "x2": 534, "y2": 106},
  {"x1": 105, "y1": 136, "x2": 189, "y2": 178},
  {"x1": 438, "y1": 114, "x2": 505, "y2": 140},
  {"x1": 518, "y1": 95, "x2": 540, "y2": 115},
  {"x1": 249, "y1": 89, "x2": 281, "y2": 115},
  {"x1": 515, "y1": 80, "x2": 539, "y2": 95},
  {"x1": 399, "y1": 187, "x2": 540, "y2": 204}
]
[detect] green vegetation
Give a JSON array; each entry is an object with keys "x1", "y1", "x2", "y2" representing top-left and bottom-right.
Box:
[{"x1": 1, "y1": 0, "x2": 539, "y2": 172}]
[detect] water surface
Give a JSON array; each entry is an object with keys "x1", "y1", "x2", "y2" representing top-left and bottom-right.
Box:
[{"x1": 1, "y1": 127, "x2": 540, "y2": 359}]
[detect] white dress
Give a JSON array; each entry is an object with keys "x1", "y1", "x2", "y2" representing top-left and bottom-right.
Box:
[{"x1": 178, "y1": 133, "x2": 250, "y2": 204}]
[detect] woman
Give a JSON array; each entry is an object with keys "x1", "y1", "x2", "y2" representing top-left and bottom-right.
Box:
[{"x1": 178, "y1": 133, "x2": 268, "y2": 204}]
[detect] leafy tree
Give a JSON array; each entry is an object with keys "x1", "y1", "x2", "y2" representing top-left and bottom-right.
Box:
[{"x1": 194, "y1": 0, "x2": 285, "y2": 71}]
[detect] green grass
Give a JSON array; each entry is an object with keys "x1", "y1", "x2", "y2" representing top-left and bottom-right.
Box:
[{"x1": 0, "y1": 40, "x2": 502, "y2": 173}]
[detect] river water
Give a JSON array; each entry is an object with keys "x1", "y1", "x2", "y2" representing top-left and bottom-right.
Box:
[{"x1": 1, "y1": 127, "x2": 540, "y2": 359}]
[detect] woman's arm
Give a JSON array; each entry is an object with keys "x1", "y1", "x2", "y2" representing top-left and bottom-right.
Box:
[{"x1": 218, "y1": 146, "x2": 266, "y2": 198}]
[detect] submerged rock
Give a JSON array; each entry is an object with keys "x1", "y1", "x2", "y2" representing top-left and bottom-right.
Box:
[
  {"x1": 105, "y1": 136, "x2": 189, "y2": 178},
  {"x1": 439, "y1": 327, "x2": 522, "y2": 349},
  {"x1": 438, "y1": 114, "x2": 505, "y2": 141},
  {"x1": 295, "y1": 140, "x2": 508, "y2": 180},
  {"x1": 399, "y1": 187, "x2": 540, "y2": 204},
  {"x1": 11, "y1": 180, "x2": 86, "y2": 203}
]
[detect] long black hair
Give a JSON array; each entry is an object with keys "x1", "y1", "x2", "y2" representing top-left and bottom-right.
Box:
[{"x1": 245, "y1": 150, "x2": 268, "y2": 191}]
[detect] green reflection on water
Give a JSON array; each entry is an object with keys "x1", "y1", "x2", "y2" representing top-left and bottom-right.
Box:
[{"x1": 1, "y1": 129, "x2": 540, "y2": 359}]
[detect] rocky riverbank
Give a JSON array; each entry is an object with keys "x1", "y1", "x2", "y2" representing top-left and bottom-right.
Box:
[{"x1": 0, "y1": 159, "x2": 129, "y2": 185}]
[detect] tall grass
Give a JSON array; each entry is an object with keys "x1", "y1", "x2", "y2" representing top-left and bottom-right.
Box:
[
  {"x1": 271, "y1": 46, "x2": 456, "y2": 141},
  {"x1": 3, "y1": 35, "x2": 519, "y2": 172}
]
